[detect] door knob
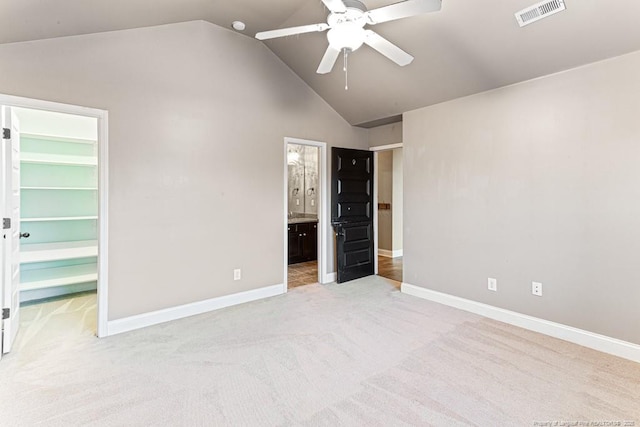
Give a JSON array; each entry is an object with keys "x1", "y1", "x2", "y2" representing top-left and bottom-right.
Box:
[{"x1": 19, "y1": 232, "x2": 30, "y2": 239}]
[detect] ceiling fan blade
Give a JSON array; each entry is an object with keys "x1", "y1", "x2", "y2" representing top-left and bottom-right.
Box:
[
  {"x1": 366, "y1": 0, "x2": 442, "y2": 24},
  {"x1": 321, "y1": 0, "x2": 347, "y2": 13},
  {"x1": 317, "y1": 46, "x2": 341, "y2": 74},
  {"x1": 364, "y1": 30, "x2": 413, "y2": 66},
  {"x1": 255, "y1": 23, "x2": 330, "y2": 41}
]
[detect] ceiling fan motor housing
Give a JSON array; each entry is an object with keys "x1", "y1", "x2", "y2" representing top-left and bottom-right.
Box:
[{"x1": 326, "y1": 0, "x2": 367, "y2": 51}]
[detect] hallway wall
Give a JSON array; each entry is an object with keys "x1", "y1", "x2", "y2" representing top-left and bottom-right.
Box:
[
  {"x1": 377, "y1": 151, "x2": 393, "y2": 251},
  {"x1": 392, "y1": 148, "x2": 403, "y2": 253}
]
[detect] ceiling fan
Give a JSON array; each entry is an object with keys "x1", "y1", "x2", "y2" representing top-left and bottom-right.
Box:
[{"x1": 255, "y1": 0, "x2": 442, "y2": 76}]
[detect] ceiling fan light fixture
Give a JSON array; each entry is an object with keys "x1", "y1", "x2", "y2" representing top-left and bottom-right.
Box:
[{"x1": 327, "y1": 24, "x2": 365, "y2": 51}]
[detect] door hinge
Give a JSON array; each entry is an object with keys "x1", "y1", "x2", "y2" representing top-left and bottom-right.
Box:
[
  {"x1": 2, "y1": 218, "x2": 10, "y2": 229},
  {"x1": 2, "y1": 128, "x2": 9, "y2": 139},
  {"x1": 2, "y1": 308, "x2": 9, "y2": 320}
]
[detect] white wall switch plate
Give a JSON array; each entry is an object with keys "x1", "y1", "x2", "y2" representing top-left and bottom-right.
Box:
[
  {"x1": 234, "y1": 269, "x2": 241, "y2": 281},
  {"x1": 296, "y1": 199, "x2": 300, "y2": 206},
  {"x1": 488, "y1": 277, "x2": 497, "y2": 291},
  {"x1": 532, "y1": 281, "x2": 542, "y2": 296}
]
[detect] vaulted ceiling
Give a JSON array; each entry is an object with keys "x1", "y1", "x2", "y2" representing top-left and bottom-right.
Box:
[{"x1": 3, "y1": 0, "x2": 640, "y2": 126}]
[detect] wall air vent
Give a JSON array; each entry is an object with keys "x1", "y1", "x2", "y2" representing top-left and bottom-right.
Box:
[{"x1": 515, "y1": 0, "x2": 566, "y2": 27}]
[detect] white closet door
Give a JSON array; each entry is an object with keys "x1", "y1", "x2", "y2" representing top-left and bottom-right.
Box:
[
  {"x1": 0, "y1": 122, "x2": 2, "y2": 362},
  {"x1": 2, "y1": 106, "x2": 21, "y2": 354}
]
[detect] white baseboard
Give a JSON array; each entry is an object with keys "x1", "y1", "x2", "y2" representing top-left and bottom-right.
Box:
[
  {"x1": 323, "y1": 272, "x2": 336, "y2": 284},
  {"x1": 378, "y1": 249, "x2": 403, "y2": 258},
  {"x1": 401, "y1": 283, "x2": 640, "y2": 363},
  {"x1": 107, "y1": 283, "x2": 284, "y2": 336},
  {"x1": 378, "y1": 249, "x2": 393, "y2": 258}
]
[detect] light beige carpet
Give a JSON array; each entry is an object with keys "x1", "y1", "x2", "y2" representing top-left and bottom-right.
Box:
[{"x1": 1, "y1": 276, "x2": 639, "y2": 426}]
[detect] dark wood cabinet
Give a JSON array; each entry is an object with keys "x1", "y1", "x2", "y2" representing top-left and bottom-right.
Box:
[
  {"x1": 288, "y1": 226, "x2": 304, "y2": 263},
  {"x1": 288, "y1": 222, "x2": 317, "y2": 265},
  {"x1": 302, "y1": 223, "x2": 317, "y2": 261}
]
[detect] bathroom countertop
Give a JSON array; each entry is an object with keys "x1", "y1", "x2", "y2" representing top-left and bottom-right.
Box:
[{"x1": 287, "y1": 216, "x2": 318, "y2": 225}]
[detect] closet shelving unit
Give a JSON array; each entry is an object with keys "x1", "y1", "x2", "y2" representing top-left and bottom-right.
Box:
[{"x1": 19, "y1": 132, "x2": 98, "y2": 301}]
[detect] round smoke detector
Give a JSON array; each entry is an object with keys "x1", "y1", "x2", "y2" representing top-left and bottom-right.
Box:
[{"x1": 231, "y1": 21, "x2": 246, "y2": 31}]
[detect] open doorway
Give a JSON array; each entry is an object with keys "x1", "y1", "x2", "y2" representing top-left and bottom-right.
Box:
[
  {"x1": 1, "y1": 94, "x2": 108, "y2": 359},
  {"x1": 283, "y1": 138, "x2": 327, "y2": 290},
  {"x1": 372, "y1": 144, "x2": 403, "y2": 285}
]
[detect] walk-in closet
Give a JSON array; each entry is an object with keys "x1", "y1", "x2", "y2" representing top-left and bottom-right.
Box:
[{"x1": 15, "y1": 108, "x2": 99, "y2": 303}]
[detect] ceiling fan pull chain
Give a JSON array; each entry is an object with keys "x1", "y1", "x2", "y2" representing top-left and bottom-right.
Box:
[{"x1": 344, "y1": 48, "x2": 349, "y2": 90}]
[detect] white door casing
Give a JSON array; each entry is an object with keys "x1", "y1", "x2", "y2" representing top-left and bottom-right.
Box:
[
  {"x1": 283, "y1": 137, "x2": 328, "y2": 287},
  {"x1": 2, "y1": 106, "x2": 21, "y2": 354},
  {"x1": 370, "y1": 143, "x2": 403, "y2": 275},
  {"x1": 0, "y1": 93, "x2": 109, "y2": 339},
  {"x1": 0, "y1": 114, "x2": 3, "y2": 361}
]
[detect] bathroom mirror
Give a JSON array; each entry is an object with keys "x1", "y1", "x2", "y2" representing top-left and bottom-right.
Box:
[{"x1": 287, "y1": 144, "x2": 318, "y2": 216}]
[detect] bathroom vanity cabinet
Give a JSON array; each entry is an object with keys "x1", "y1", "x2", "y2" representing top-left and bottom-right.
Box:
[{"x1": 288, "y1": 221, "x2": 317, "y2": 265}]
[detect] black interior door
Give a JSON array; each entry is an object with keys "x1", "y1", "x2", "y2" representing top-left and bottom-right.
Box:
[{"x1": 331, "y1": 147, "x2": 374, "y2": 283}]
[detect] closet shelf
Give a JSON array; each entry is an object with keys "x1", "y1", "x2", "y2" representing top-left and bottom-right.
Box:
[
  {"x1": 19, "y1": 123, "x2": 99, "y2": 301},
  {"x1": 21, "y1": 132, "x2": 97, "y2": 145},
  {"x1": 20, "y1": 240, "x2": 98, "y2": 264},
  {"x1": 21, "y1": 152, "x2": 97, "y2": 166},
  {"x1": 20, "y1": 263, "x2": 97, "y2": 291},
  {"x1": 21, "y1": 216, "x2": 98, "y2": 222},
  {"x1": 21, "y1": 186, "x2": 98, "y2": 191}
]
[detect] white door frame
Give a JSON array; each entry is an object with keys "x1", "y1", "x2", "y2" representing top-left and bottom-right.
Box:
[
  {"x1": 0, "y1": 139, "x2": 3, "y2": 360},
  {"x1": 370, "y1": 142, "x2": 403, "y2": 276},
  {"x1": 2, "y1": 107, "x2": 22, "y2": 353},
  {"x1": 283, "y1": 137, "x2": 328, "y2": 290},
  {"x1": 0, "y1": 93, "x2": 109, "y2": 338}
]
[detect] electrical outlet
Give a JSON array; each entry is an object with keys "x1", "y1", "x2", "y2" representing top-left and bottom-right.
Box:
[
  {"x1": 234, "y1": 269, "x2": 241, "y2": 281},
  {"x1": 532, "y1": 281, "x2": 542, "y2": 296},
  {"x1": 488, "y1": 277, "x2": 497, "y2": 292}
]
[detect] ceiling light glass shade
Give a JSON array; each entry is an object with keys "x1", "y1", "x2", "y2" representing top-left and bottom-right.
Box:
[{"x1": 327, "y1": 24, "x2": 365, "y2": 51}]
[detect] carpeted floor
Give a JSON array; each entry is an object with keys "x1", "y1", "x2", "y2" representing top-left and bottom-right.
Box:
[{"x1": 1, "y1": 276, "x2": 639, "y2": 426}]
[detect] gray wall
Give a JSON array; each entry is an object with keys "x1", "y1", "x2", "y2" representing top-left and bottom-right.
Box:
[
  {"x1": 404, "y1": 50, "x2": 640, "y2": 345},
  {"x1": 391, "y1": 148, "x2": 403, "y2": 253},
  {"x1": 0, "y1": 21, "x2": 368, "y2": 320},
  {"x1": 377, "y1": 148, "x2": 403, "y2": 254},
  {"x1": 377, "y1": 151, "x2": 393, "y2": 251},
  {"x1": 368, "y1": 122, "x2": 402, "y2": 147}
]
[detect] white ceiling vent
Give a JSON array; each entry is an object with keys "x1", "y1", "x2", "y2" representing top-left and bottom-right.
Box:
[{"x1": 515, "y1": 0, "x2": 566, "y2": 27}]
